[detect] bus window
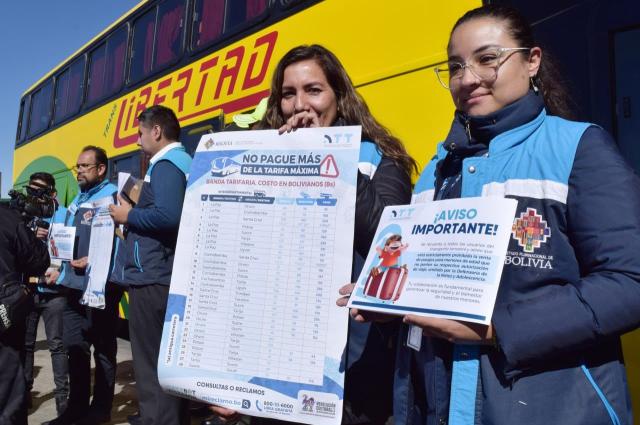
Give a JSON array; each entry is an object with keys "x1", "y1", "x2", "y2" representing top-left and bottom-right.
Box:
[
  {"x1": 105, "y1": 26, "x2": 128, "y2": 95},
  {"x1": 109, "y1": 151, "x2": 143, "y2": 184},
  {"x1": 226, "y1": 0, "x2": 268, "y2": 30},
  {"x1": 87, "y1": 43, "x2": 107, "y2": 104},
  {"x1": 279, "y1": 0, "x2": 308, "y2": 8},
  {"x1": 28, "y1": 80, "x2": 53, "y2": 137},
  {"x1": 17, "y1": 96, "x2": 31, "y2": 144},
  {"x1": 54, "y1": 56, "x2": 85, "y2": 123},
  {"x1": 88, "y1": 25, "x2": 129, "y2": 105},
  {"x1": 155, "y1": 0, "x2": 185, "y2": 69},
  {"x1": 129, "y1": 7, "x2": 157, "y2": 84},
  {"x1": 181, "y1": 113, "x2": 224, "y2": 155},
  {"x1": 191, "y1": 0, "x2": 224, "y2": 50},
  {"x1": 130, "y1": 0, "x2": 186, "y2": 84}
]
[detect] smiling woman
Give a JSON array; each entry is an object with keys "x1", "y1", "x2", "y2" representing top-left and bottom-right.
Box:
[
  {"x1": 209, "y1": 44, "x2": 417, "y2": 425},
  {"x1": 395, "y1": 4, "x2": 640, "y2": 425}
]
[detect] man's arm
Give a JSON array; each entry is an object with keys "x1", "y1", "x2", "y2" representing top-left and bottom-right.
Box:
[{"x1": 14, "y1": 220, "x2": 50, "y2": 276}]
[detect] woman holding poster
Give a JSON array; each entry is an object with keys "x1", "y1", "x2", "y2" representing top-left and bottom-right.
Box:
[
  {"x1": 350, "y1": 4, "x2": 640, "y2": 425},
  {"x1": 208, "y1": 45, "x2": 417, "y2": 425}
]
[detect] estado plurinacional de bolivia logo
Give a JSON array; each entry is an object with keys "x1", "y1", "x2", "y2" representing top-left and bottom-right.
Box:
[{"x1": 511, "y1": 208, "x2": 551, "y2": 253}]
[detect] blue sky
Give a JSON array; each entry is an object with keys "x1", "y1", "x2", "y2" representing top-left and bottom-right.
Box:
[{"x1": 0, "y1": 1, "x2": 140, "y2": 197}]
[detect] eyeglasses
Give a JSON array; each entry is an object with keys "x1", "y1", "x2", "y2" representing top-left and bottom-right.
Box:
[
  {"x1": 72, "y1": 163, "x2": 99, "y2": 173},
  {"x1": 434, "y1": 47, "x2": 531, "y2": 89}
]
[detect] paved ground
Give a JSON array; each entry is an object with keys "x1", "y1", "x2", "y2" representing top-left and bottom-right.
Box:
[
  {"x1": 27, "y1": 319, "x2": 139, "y2": 424},
  {"x1": 26, "y1": 320, "x2": 216, "y2": 425}
]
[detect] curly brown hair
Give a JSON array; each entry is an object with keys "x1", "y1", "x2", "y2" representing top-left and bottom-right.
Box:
[{"x1": 256, "y1": 44, "x2": 418, "y2": 177}]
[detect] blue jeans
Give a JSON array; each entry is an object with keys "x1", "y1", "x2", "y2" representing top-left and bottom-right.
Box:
[{"x1": 23, "y1": 292, "x2": 69, "y2": 400}]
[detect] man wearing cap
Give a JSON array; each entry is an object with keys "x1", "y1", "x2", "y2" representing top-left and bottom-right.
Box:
[{"x1": 22, "y1": 172, "x2": 69, "y2": 415}]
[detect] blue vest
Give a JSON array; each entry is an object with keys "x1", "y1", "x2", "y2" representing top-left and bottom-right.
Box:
[
  {"x1": 56, "y1": 179, "x2": 117, "y2": 291},
  {"x1": 110, "y1": 146, "x2": 191, "y2": 286},
  {"x1": 397, "y1": 111, "x2": 631, "y2": 425}
]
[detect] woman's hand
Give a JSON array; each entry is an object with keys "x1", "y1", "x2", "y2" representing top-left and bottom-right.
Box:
[
  {"x1": 207, "y1": 405, "x2": 241, "y2": 424},
  {"x1": 403, "y1": 315, "x2": 494, "y2": 345},
  {"x1": 336, "y1": 283, "x2": 396, "y2": 323},
  {"x1": 278, "y1": 110, "x2": 321, "y2": 134}
]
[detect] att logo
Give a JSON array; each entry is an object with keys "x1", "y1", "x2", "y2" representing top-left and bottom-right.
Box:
[
  {"x1": 323, "y1": 133, "x2": 354, "y2": 144},
  {"x1": 391, "y1": 208, "x2": 415, "y2": 219}
]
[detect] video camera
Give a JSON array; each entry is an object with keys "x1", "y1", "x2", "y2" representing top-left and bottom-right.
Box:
[{"x1": 8, "y1": 186, "x2": 57, "y2": 231}]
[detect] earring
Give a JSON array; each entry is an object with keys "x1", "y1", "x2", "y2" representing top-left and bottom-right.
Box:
[{"x1": 530, "y1": 76, "x2": 539, "y2": 94}]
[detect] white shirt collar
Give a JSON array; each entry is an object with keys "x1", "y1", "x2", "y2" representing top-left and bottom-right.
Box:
[{"x1": 149, "y1": 142, "x2": 182, "y2": 165}]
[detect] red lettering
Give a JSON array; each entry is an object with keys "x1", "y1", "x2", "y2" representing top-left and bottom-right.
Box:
[
  {"x1": 153, "y1": 77, "x2": 173, "y2": 105},
  {"x1": 133, "y1": 87, "x2": 152, "y2": 127},
  {"x1": 124, "y1": 96, "x2": 135, "y2": 131},
  {"x1": 172, "y1": 69, "x2": 193, "y2": 112},
  {"x1": 215, "y1": 46, "x2": 245, "y2": 100},
  {"x1": 242, "y1": 31, "x2": 278, "y2": 90},
  {"x1": 113, "y1": 99, "x2": 138, "y2": 148},
  {"x1": 196, "y1": 57, "x2": 219, "y2": 106}
]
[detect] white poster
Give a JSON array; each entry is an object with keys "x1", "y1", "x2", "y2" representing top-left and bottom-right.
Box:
[
  {"x1": 348, "y1": 197, "x2": 517, "y2": 324},
  {"x1": 48, "y1": 224, "x2": 75, "y2": 260},
  {"x1": 81, "y1": 203, "x2": 115, "y2": 309},
  {"x1": 158, "y1": 127, "x2": 361, "y2": 425}
]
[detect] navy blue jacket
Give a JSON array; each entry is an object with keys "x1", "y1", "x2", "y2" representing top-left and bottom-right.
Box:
[
  {"x1": 395, "y1": 93, "x2": 640, "y2": 425},
  {"x1": 110, "y1": 145, "x2": 191, "y2": 286}
]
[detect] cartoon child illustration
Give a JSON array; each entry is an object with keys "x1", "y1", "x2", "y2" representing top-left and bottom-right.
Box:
[
  {"x1": 364, "y1": 234, "x2": 410, "y2": 302},
  {"x1": 375, "y1": 234, "x2": 408, "y2": 271},
  {"x1": 49, "y1": 237, "x2": 59, "y2": 258}
]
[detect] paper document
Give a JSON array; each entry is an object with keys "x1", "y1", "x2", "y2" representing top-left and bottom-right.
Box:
[
  {"x1": 48, "y1": 224, "x2": 75, "y2": 260},
  {"x1": 348, "y1": 197, "x2": 517, "y2": 324},
  {"x1": 158, "y1": 127, "x2": 361, "y2": 425},
  {"x1": 81, "y1": 200, "x2": 115, "y2": 309}
]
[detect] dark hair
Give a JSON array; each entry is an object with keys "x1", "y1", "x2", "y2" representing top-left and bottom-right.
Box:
[
  {"x1": 257, "y1": 44, "x2": 418, "y2": 177},
  {"x1": 451, "y1": 5, "x2": 574, "y2": 119},
  {"x1": 81, "y1": 145, "x2": 108, "y2": 166},
  {"x1": 29, "y1": 172, "x2": 55, "y2": 190},
  {"x1": 138, "y1": 105, "x2": 181, "y2": 141},
  {"x1": 385, "y1": 234, "x2": 402, "y2": 245}
]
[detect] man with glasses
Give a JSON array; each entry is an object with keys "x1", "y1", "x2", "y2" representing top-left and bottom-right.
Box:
[{"x1": 44, "y1": 146, "x2": 123, "y2": 425}]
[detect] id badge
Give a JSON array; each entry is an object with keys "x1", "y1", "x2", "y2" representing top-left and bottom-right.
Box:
[
  {"x1": 67, "y1": 203, "x2": 78, "y2": 216},
  {"x1": 407, "y1": 325, "x2": 422, "y2": 351}
]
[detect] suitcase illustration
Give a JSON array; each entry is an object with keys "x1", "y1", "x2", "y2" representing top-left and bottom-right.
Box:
[{"x1": 363, "y1": 265, "x2": 408, "y2": 302}]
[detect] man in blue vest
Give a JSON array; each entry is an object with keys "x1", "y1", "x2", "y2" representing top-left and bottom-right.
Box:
[
  {"x1": 44, "y1": 146, "x2": 123, "y2": 425},
  {"x1": 109, "y1": 105, "x2": 192, "y2": 425}
]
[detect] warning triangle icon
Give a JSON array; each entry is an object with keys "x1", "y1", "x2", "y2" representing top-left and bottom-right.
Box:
[{"x1": 319, "y1": 155, "x2": 340, "y2": 177}]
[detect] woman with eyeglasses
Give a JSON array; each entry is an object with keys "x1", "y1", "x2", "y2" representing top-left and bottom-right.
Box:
[{"x1": 357, "y1": 5, "x2": 640, "y2": 425}]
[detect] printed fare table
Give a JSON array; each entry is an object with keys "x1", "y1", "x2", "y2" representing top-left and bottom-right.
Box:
[
  {"x1": 178, "y1": 193, "x2": 336, "y2": 385},
  {"x1": 160, "y1": 127, "x2": 360, "y2": 425}
]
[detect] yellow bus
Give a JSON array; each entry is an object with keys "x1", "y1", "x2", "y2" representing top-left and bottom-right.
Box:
[
  {"x1": 13, "y1": 0, "x2": 478, "y2": 313},
  {"x1": 12, "y1": 0, "x2": 640, "y2": 419}
]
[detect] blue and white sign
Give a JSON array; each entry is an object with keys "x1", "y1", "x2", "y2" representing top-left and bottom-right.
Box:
[
  {"x1": 159, "y1": 127, "x2": 361, "y2": 425},
  {"x1": 348, "y1": 197, "x2": 517, "y2": 325}
]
